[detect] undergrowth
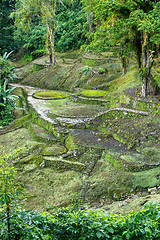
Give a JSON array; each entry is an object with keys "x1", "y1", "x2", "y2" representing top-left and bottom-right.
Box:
[{"x1": 0, "y1": 202, "x2": 160, "y2": 239}]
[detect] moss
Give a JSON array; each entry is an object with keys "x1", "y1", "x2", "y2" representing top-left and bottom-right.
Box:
[
  {"x1": 80, "y1": 90, "x2": 109, "y2": 97},
  {"x1": 14, "y1": 153, "x2": 39, "y2": 165},
  {"x1": 65, "y1": 135, "x2": 76, "y2": 152},
  {"x1": 42, "y1": 156, "x2": 86, "y2": 171},
  {"x1": 42, "y1": 145, "x2": 67, "y2": 156},
  {"x1": 23, "y1": 163, "x2": 37, "y2": 172},
  {"x1": 0, "y1": 114, "x2": 32, "y2": 134},
  {"x1": 0, "y1": 128, "x2": 44, "y2": 158},
  {"x1": 105, "y1": 154, "x2": 124, "y2": 170},
  {"x1": 17, "y1": 168, "x2": 82, "y2": 210},
  {"x1": 3, "y1": 53, "x2": 160, "y2": 211},
  {"x1": 43, "y1": 99, "x2": 68, "y2": 108},
  {"x1": 87, "y1": 157, "x2": 160, "y2": 204},
  {"x1": 49, "y1": 105, "x2": 106, "y2": 118},
  {"x1": 32, "y1": 63, "x2": 45, "y2": 72},
  {"x1": 28, "y1": 122, "x2": 58, "y2": 144},
  {"x1": 104, "y1": 194, "x2": 160, "y2": 215},
  {"x1": 104, "y1": 69, "x2": 140, "y2": 92},
  {"x1": 131, "y1": 166, "x2": 160, "y2": 189},
  {"x1": 32, "y1": 117, "x2": 53, "y2": 133},
  {"x1": 70, "y1": 94, "x2": 109, "y2": 106},
  {"x1": 33, "y1": 90, "x2": 69, "y2": 100}
]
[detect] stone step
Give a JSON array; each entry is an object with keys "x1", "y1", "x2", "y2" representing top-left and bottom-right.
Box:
[
  {"x1": 28, "y1": 122, "x2": 58, "y2": 144},
  {"x1": 42, "y1": 156, "x2": 86, "y2": 172}
]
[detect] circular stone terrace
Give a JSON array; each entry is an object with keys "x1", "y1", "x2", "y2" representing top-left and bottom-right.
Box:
[
  {"x1": 32, "y1": 90, "x2": 70, "y2": 100},
  {"x1": 48, "y1": 105, "x2": 107, "y2": 119}
]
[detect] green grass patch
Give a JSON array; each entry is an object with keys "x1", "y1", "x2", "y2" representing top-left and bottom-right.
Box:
[
  {"x1": 80, "y1": 90, "x2": 109, "y2": 97},
  {"x1": 49, "y1": 105, "x2": 106, "y2": 118},
  {"x1": 105, "y1": 69, "x2": 141, "y2": 92},
  {"x1": 33, "y1": 90, "x2": 69, "y2": 99}
]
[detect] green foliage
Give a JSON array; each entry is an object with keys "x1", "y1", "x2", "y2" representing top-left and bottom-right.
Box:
[
  {"x1": 99, "y1": 67, "x2": 106, "y2": 74},
  {"x1": 0, "y1": 82, "x2": 19, "y2": 107},
  {"x1": 21, "y1": 53, "x2": 33, "y2": 64},
  {"x1": 0, "y1": 201, "x2": 160, "y2": 239},
  {"x1": 0, "y1": 0, "x2": 17, "y2": 54},
  {"x1": 0, "y1": 104, "x2": 14, "y2": 127},
  {"x1": 82, "y1": 0, "x2": 160, "y2": 88},
  {"x1": 13, "y1": 0, "x2": 87, "y2": 56},
  {"x1": 0, "y1": 52, "x2": 20, "y2": 127},
  {"x1": 0, "y1": 149, "x2": 25, "y2": 240},
  {"x1": 0, "y1": 51, "x2": 16, "y2": 86},
  {"x1": 55, "y1": 1, "x2": 87, "y2": 52},
  {"x1": 82, "y1": 65, "x2": 90, "y2": 75}
]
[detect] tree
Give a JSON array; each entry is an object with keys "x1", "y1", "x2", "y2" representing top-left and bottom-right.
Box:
[
  {"x1": 0, "y1": 149, "x2": 24, "y2": 240},
  {"x1": 13, "y1": 0, "x2": 60, "y2": 65},
  {"x1": 0, "y1": 0, "x2": 17, "y2": 55},
  {"x1": 0, "y1": 51, "x2": 16, "y2": 88},
  {"x1": 55, "y1": 0, "x2": 87, "y2": 52},
  {"x1": 0, "y1": 52, "x2": 20, "y2": 127},
  {"x1": 82, "y1": 0, "x2": 160, "y2": 96}
]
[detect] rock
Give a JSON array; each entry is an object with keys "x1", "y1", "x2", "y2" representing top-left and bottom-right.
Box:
[
  {"x1": 118, "y1": 200, "x2": 128, "y2": 208},
  {"x1": 148, "y1": 187, "x2": 157, "y2": 194},
  {"x1": 39, "y1": 160, "x2": 45, "y2": 168}
]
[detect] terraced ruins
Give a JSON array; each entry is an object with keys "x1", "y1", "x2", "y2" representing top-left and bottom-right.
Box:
[{"x1": 1, "y1": 52, "x2": 160, "y2": 213}]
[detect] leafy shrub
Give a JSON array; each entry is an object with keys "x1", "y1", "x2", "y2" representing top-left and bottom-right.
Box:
[
  {"x1": 0, "y1": 202, "x2": 160, "y2": 239},
  {"x1": 0, "y1": 52, "x2": 20, "y2": 127},
  {"x1": 31, "y1": 48, "x2": 47, "y2": 59},
  {"x1": 55, "y1": 2, "x2": 87, "y2": 52},
  {"x1": 0, "y1": 104, "x2": 14, "y2": 127}
]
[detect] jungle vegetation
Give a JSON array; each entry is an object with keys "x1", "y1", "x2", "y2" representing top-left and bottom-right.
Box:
[
  {"x1": 0, "y1": 0, "x2": 160, "y2": 239},
  {"x1": 1, "y1": 0, "x2": 160, "y2": 96}
]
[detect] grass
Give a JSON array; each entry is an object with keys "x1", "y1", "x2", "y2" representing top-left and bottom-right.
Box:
[
  {"x1": 80, "y1": 90, "x2": 109, "y2": 97},
  {"x1": 49, "y1": 104, "x2": 106, "y2": 118},
  {"x1": 33, "y1": 90, "x2": 69, "y2": 99},
  {"x1": 105, "y1": 69, "x2": 141, "y2": 92}
]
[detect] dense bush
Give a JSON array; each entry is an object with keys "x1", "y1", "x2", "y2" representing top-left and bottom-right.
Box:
[
  {"x1": 0, "y1": 104, "x2": 14, "y2": 127},
  {"x1": 0, "y1": 202, "x2": 160, "y2": 239},
  {"x1": 0, "y1": 52, "x2": 19, "y2": 127},
  {"x1": 55, "y1": 1, "x2": 87, "y2": 52},
  {"x1": 0, "y1": 0, "x2": 17, "y2": 55}
]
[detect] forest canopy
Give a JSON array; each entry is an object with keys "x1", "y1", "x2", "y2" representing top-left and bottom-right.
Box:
[{"x1": 1, "y1": 0, "x2": 160, "y2": 96}]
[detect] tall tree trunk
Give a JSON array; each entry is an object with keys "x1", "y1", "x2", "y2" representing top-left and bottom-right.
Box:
[
  {"x1": 131, "y1": 27, "x2": 142, "y2": 69},
  {"x1": 141, "y1": 50, "x2": 154, "y2": 97},
  {"x1": 86, "y1": 12, "x2": 93, "y2": 43},
  {"x1": 120, "y1": 40, "x2": 128, "y2": 75},
  {"x1": 141, "y1": 32, "x2": 149, "y2": 97},
  {"x1": 88, "y1": 12, "x2": 93, "y2": 34},
  {"x1": 47, "y1": 25, "x2": 55, "y2": 66},
  {"x1": 121, "y1": 56, "x2": 127, "y2": 75}
]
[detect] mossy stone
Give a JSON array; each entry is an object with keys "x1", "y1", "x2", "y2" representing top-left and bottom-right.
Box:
[
  {"x1": 49, "y1": 105, "x2": 106, "y2": 118},
  {"x1": 80, "y1": 90, "x2": 109, "y2": 98},
  {"x1": 28, "y1": 123, "x2": 57, "y2": 143},
  {"x1": 0, "y1": 128, "x2": 44, "y2": 159},
  {"x1": 42, "y1": 156, "x2": 85, "y2": 171},
  {"x1": 33, "y1": 90, "x2": 69, "y2": 100},
  {"x1": 42, "y1": 145, "x2": 67, "y2": 156}
]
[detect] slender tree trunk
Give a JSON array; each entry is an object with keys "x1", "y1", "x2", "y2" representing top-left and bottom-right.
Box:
[
  {"x1": 141, "y1": 32, "x2": 148, "y2": 97},
  {"x1": 86, "y1": 12, "x2": 93, "y2": 43},
  {"x1": 47, "y1": 25, "x2": 55, "y2": 66},
  {"x1": 120, "y1": 40, "x2": 128, "y2": 75},
  {"x1": 7, "y1": 203, "x2": 11, "y2": 240},
  {"x1": 141, "y1": 50, "x2": 155, "y2": 97},
  {"x1": 88, "y1": 12, "x2": 93, "y2": 34},
  {"x1": 121, "y1": 56, "x2": 127, "y2": 75}
]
